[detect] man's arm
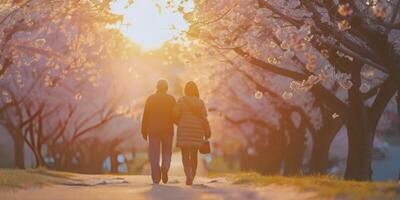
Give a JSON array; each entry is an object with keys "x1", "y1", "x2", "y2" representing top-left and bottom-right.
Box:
[
  {"x1": 171, "y1": 96, "x2": 177, "y2": 110},
  {"x1": 141, "y1": 98, "x2": 150, "y2": 141},
  {"x1": 172, "y1": 98, "x2": 181, "y2": 124}
]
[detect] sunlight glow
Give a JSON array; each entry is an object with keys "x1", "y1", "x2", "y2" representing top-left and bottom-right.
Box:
[{"x1": 111, "y1": 0, "x2": 193, "y2": 51}]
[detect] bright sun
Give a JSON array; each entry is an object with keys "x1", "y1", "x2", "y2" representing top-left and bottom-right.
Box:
[{"x1": 111, "y1": 0, "x2": 193, "y2": 51}]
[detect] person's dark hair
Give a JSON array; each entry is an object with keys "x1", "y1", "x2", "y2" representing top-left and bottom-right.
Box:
[
  {"x1": 156, "y1": 79, "x2": 168, "y2": 92},
  {"x1": 184, "y1": 81, "x2": 199, "y2": 97}
]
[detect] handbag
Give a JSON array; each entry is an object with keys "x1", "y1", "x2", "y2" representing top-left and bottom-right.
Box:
[{"x1": 199, "y1": 140, "x2": 211, "y2": 154}]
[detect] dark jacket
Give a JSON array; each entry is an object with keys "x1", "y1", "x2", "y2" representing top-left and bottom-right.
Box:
[
  {"x1": 141, "y1": 91, "x2": 176, "y2": 138},
  {"x1": 173, "y1": 96, "x2": 208, "y2": 147}
]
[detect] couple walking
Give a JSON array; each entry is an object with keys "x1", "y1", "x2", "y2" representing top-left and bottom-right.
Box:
[{"x1": 141, "y1": 80, "x2": 211, "y2": 185}]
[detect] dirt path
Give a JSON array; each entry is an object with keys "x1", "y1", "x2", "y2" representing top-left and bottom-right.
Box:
[{"x1": 1, "y1": 174, "x2": 319, "y2": 200}]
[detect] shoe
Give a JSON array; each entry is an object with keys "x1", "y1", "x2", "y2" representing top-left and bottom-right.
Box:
[
  {"x1": 161, "y1": 167, "x2": 168, "y2": 184},
  {"x1": 152, "y1": 172, "x2": 161, "y2": 185},
  {"x1": 185, "y1": 177, "x2": 193, "y2": 185}
]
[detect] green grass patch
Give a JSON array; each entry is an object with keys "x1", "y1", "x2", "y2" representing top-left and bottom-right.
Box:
[
  {"x1": 226, "y1": 173, "x2": 400, "y2": 200},
  {"x1": 0, "y1": 168, "x2": 73, "y2": 190},
  {"x1": 27, "y1": 167, "x2": 75, "y2": 179}
]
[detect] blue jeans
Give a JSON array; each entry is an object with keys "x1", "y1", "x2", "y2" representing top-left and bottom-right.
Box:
[{"x1": 148, "y1": 133, "x2": 173, "y2": 183}]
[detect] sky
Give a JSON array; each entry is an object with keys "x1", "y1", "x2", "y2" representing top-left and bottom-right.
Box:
[{"x1": 111, "y1": 0, "x2": 193, "y2": 51}]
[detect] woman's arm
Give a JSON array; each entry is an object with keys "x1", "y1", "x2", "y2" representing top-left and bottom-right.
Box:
[
  {"x1": 201, "y1": 101, "x2": 208, "y2": 118},
  {"x1": 201, "y1": 101, "x2": 211, "y2": 138},
  {"x1": 172, "y1": 99, "x2": 182, "y2": 124}
]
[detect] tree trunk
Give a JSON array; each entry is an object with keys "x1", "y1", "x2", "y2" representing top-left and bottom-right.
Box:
[
  {"x1": 344, "y1": 67, "x2": 373, "y2": 181},
  {"x1": 13, "y1": 135, "x2": 25, "y2": 169},
  {"x1": 60, "y1": 151, "x2": 73, "y2": 171},
  {"x1": 397, "y1": 91, "x2": 400, "y2": 115},
  {"x1": 309, "y1": 119, "x2": 342, "y2": 174},
  {"x1": 344, "y1": 67, "x2": 400, "y2": 181},
  {"x1": 110, "y1": 151, "x2": 119, "y2": 173},
  {"x1": 240, "y1": 148, "x2": 256, "y2": 172},
  {"x1": 36, "y1": 144, "x2": 47, "y2": 168},
  {"x1": 263, "y1": 131, "x2": 285, "y2": 175},
  {"x1": 345, "y1": 119, "x2": 373, "y2": 181},
  {"x1": 240, "y1": 150, "x2": 249, "y2": 171},
  {"x1": 284, "y1": 129, "x2": 305, "y2": 175},
  {"x1": 284, "y1": 117, "x2": 306, "y2": 176},
  {"x1": 309, "y1": 135, "x2": 331, "y2": 174},
  {"x1": 34, "y1": 150, "x2": 46, "y2": 168}
]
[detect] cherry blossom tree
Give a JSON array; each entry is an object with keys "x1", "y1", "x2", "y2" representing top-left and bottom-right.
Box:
[
  {"x1": 180, "y1": 0, "x2": 400, "y2": 180},
  {"x1": 0, "y1": 0, "x2": 136, "y2": 169}
]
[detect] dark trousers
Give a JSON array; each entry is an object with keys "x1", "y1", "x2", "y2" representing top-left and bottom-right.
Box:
[
  {"x1": 148, "y1": 133, "x2": 173, "y2": 183},
  {"x1": 181, "y1": 147, "x2": 198, "y2": 180}
]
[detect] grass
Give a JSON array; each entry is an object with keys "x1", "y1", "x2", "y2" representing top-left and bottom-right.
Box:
[
  {"x1": 0, "y1": 168, "x2": 73, "y2": 190},
  {"x1": 223, "y1": 173, "x2": 400, "y2": 200}
]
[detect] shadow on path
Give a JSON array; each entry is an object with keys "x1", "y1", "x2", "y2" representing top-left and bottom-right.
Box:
[
  {"x1": 143, "y1": 183, "x2": 264, "y2": 200},
  {"x1": 143, "y1": 185, "x2": 202, "y2": 200}
]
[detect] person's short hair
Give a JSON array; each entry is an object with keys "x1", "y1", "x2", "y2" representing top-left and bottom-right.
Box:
[
  {"x1": 156, "y1": 79, "x2": 168, "y2": 92},
  {"x1": 184, "y1": 81, "x2": 199, "y2": 97}
]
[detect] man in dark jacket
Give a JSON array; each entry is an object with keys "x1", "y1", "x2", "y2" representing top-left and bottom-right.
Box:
[{"x1": 141, "y1": 79, "x2": 176, "y2": 184}]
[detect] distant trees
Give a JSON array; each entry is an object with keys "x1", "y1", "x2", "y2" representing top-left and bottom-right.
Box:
[
  {"x1": 209, "y1": 74, "x2": 314, "y2": 176},
  {"x1": 183, "y1": 0, "x2": 400, "y2": 180},
  {"x1": 0, "y1": 0, "x2": 137, "y2": 171},
  {"x1": 43, "y1": 89, "x2": 130, "y2": 172}
]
